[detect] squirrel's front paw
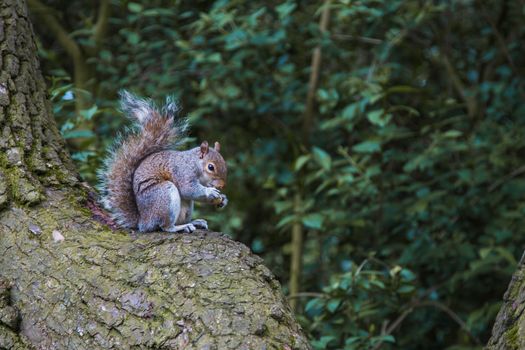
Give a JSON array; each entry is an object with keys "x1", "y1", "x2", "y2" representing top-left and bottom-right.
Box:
[
  {"x1": 205, "y1": 187, "x2": 221, "y2": 200},
  {"x1": 216, "y1": 194, "x2": 228, "y2": 208}
]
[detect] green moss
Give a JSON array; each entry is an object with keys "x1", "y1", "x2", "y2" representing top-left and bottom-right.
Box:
[
  {"x1": 0, "y1": 153, "x2": 8, "y2": 169},
  {"x1": 4, "y1": 167, "x2": 19, "y2": 199},
  {"x1": 4, "y1": 167, "x2": 43, "y2": 205},
  {"x1": 26, "y1": 148, "x2": 47, "y2": 174},
  {"x1": 505, "y1": 270, "x2": 525, "y2": 319},
  {"x1": 51, "y1": 165, "x2": 74, "y2": 185},
  {"x1": 506, "y1": 324, "x2": 520, "y2": 350}
]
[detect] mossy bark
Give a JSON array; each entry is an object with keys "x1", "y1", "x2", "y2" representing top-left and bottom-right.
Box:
[
  {"x1": 0, "y1": 0, "x2": 78, "y2": 208},
  {"x1": 486, "y1": 252, "x2": 525, "y2": 350},
  {"x1": 0, "y1": 191, "x2": 310, "y2": 349},
  {"x1": 0, "y1": 1, "x2": 311, "y2": 349}
]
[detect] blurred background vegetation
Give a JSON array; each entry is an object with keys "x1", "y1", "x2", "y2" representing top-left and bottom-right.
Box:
[{"x1": 30, "y1": 0, "x2": 525, "y2": 348}]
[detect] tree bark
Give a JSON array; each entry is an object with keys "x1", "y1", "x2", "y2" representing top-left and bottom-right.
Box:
[
  {"x1": 0, "y1": 1, "x2": 311, "y2": 349},
  {"x1": 487, "y1": 252, "x2": 525, "y2": 349}
]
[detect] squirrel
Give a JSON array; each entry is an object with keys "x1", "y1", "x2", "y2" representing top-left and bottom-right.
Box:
[{"x1": 99, "y1": 90, "x2": 228, "y2": 233}]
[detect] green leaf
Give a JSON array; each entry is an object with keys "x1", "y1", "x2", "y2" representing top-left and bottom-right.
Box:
[
  {"x1": 443, "y1": 130, "x2": 463, "y2": 138},
  {"x1": 305, "y1": 298, "x2": 324, "y2": 312},
  {"x1": 494, "y1": 247, "x2": 517, "y2": 265},
  {"x1": 71, "y1": 151, "x2": 96, "y2": 161},
  {"x1": 273, "y1": 201, "x2": 292, "y2": 214},
  {"x1": 400, "y1": 269, "x2": 416, "y2": 282},
  {"x1": 352, "y1": 140, "x2": 381, "y2": 153},
  {"x1": 63, "y1": 130, "x2": 95, "y2": 139},
  {"x1": 397, "y1": 285, "x2": 415, "y2": 294},
  {"x1": 275, "y1": 2, "x2": 297, "y2": 19},
  {"x1": 345, "y1": 336, "x2": 362, "y2": 345},
  {"x1": 294, "y1": 155, "x2": 310, "y2": 171},
  {"x1": 327, "y1": 298, "x2": 342, "y2": 313},
  {"x1": 60, "y1": 120, "x2": 74, "y2": 132},
  {"x1": 341, "y1": 103, "x2": 359, "y2": 120},
  {"x1": 223, "y1": 85, "x2": 241, "y2": 98},
  {"x1": 377, "y1": 335, "x2": 395, "y2": 343},
  {"x1": 312, "y1": 147, "x2": 331, "y2": 171},
  {"x1": 207, "y1": 52, "x2": 222, "y2": 63},
  {"x1": 370, "y1": 280, "x2": 385, "y2": 289},
  {"x1": 302, "y1": 213, "x2": 324, "y2": 229},
  {"x1": 99, "y1": 50, "x2": 112, "y2": 61},
  {"x1": 312, "y1": 336, "x2": 336, "y2": 349},
  {"x1": 127, "y1": 32, "x2": 140, "y2": 45},
  {"x1": 390, "y1": 265, "x2": 402, "y2": 277},
  {"x1": 367, "y1": 109, "x2": 392, "y2": 127},
  {"x1": 276, "y1": 215, "x2": 295, "y2": 229},
  {"x1": 128, "y1": 2, "x2": 143, "y2": 13},
  {"x1": 79, "y1": 105, "x2": 98, "y2": 120}
]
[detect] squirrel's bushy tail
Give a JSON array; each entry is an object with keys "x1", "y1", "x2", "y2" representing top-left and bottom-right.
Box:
[{"x1": 99, "y1": 90, "x2": 188, "y2": 228}]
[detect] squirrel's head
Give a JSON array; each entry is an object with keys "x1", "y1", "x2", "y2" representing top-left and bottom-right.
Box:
[{"x1": 199, "y1": 141, "x2": 227, "y2": 189}]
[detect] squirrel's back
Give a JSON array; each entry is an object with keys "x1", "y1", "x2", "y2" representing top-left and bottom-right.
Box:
[{"x1": 98, "y1": 91, "x2": 188, "y2": 228}]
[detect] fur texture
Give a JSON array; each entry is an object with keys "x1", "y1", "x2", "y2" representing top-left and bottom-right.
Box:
[
  {"x1": 131, "y1": 146, "x2": 227, "y2": 232},
  {"x1": 98, "y1": 91, "x2": 188, "y2": 228}
]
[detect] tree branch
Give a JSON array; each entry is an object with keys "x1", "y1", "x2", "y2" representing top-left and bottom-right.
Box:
[
  {"x1": 437, "y1": 54, "x2": 478, "y2": 118},
  {"x1": 332, "y1": 33, "x2": 382, "y2": 45},
  {"x1": 479, "y1": 1, "x2": 525, "y2": 99},
  {"x1": 372, "y1": 299, "x2": 481, "y2": 350},
  {"x1": 92, "y1": 0, "x2": 110, "y2": 49},
  {"x1": 302, "y1": 0, "x2": 332, "y2": 141},
  {"x1": 28, "y1": 0, "x2": 86, "y2": 79},
  {"x1": 289, "y1": 1, "x2": 332, "y2": 313},
  {"x1": 489, "y1": 164, "x2": 525, "y2": 193},
  {"x1": 28, "y1": 0, "x2": 91, "y2": 109},
  {"x1": 289, "y1": 194, "x2": 304, "y2": 312}
]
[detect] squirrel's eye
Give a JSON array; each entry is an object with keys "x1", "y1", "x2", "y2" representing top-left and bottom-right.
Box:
[{"x1": 207, "y1": 163, "x2": 215, "y2": 172}]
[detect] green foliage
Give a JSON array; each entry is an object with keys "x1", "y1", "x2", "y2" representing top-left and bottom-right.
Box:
[
  {"x1": 34, "y1": 0, "x2": 525, "y2": 348},
  {"x1": 299, "y1": 260, "x2": 418, "y2": 349}
]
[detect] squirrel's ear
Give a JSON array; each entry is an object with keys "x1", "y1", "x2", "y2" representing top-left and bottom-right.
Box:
[
  {"x1": 200, "y1": 141, "x2": 209, "y2": 159},
  {"x1": 214, "y1": 141, "x2": 221, "y2": 152}
]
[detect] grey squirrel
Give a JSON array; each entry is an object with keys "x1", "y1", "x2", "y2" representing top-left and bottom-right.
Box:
[{"x1": 99, "y1": 91, "x2": 228, "y2": 233}]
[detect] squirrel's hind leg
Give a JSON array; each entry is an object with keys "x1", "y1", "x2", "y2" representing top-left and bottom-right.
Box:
[
  {"x1": 136, "y1": 181, "x2": 187, "y2": 233},
  {"x1": 178, "y1": 200, "x2": 208, "y2": 230}
]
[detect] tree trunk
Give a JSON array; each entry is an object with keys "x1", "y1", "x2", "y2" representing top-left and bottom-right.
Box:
[
  {"x1": 0, "y1": 1, "x2": 311, "y2": 349},
  {"x1": 487, "y1": 252, "x2": 525, "y2": 349}
]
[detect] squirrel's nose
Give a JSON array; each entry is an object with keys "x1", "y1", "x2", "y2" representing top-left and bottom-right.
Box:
[{"x1": 214, "y1": 180, "x2": 225, "y2": 190}]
